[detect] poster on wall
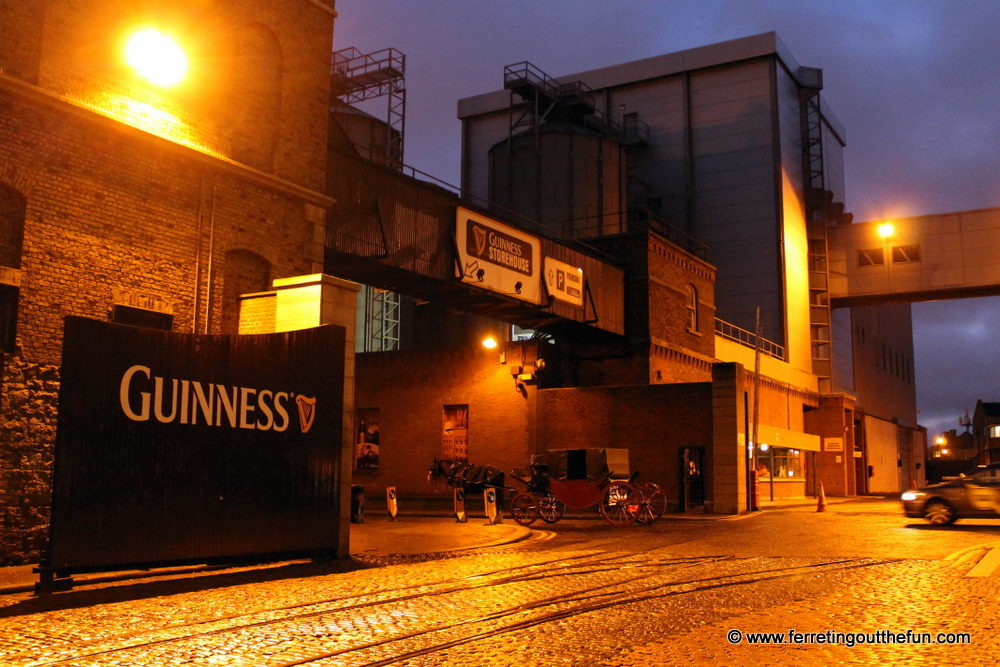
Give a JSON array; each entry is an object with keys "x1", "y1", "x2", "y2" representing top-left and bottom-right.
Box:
[
  {"x1": 443, "y1": 404, "x2": 469, "y2": 462},
  {"x1": 356, "y1": 408, "x2": 381, "y2": 473},
  {"x1": 543, "y1": 256, "x2": 585, "y2": 306},
  {"x1": 455, "y1": 207, "x2": 542, "y2": 305}
]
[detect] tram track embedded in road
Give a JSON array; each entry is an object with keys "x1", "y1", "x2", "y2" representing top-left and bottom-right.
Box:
[
  {"x1": 7, "y1": 549, "x2": 705, "y2": 666},
  {"x1": 10, "y1": 554, "x2": 901, "y2": 667}
]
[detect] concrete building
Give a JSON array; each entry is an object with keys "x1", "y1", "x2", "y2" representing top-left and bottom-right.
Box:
[
  {"x1": 972, "y1": 400, "x2": 1000, "y2": 464},
  {"x1": 453, "y1": 33, "x2": 925, "y2": 502}
]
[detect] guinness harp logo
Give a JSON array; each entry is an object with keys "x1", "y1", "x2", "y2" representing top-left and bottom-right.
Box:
[
  {"x1": 295, "y1": 395, "x2": 317, "y2": 433},
  {"x1": 473, "y1": 225, "x2": 488, "y2": 257}
]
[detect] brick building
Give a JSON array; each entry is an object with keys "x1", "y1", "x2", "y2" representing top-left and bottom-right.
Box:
[{"x1": 0, "y1": 0, "x2": 342, "y2": 565}]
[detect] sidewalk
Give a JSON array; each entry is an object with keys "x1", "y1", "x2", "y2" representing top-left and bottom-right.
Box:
[
  {"x1": 0, "y1": 497, "x2": 894, "y2": 596},
  {"x1": 0, "y1": 516, "x2": 532, "y2": 596}
]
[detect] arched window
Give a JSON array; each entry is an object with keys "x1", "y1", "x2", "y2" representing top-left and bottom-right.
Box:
[
  {"x1": 222, "y1": 250, "x2": 271, "y2": 335},
  {"x1": 686, "y1": 284, "x2": 699, "y2": 333},
  {"x1": 0, "y1": 183, "x2": 26, "y2": 269},
  {"x1": 229, "y1": 25, "x2": 283, "y2": 172}
]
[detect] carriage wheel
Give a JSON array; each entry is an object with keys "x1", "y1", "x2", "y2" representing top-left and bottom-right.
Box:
[
  {"x1": 599, "y1": 481, "x2": 639, "y2": 527},
  {"x1": 511, "y1": 492, "x2": 540, "y2": 526},
  {"x1": 635, "y1": 483, "x2": 667, "y2": 525},
  {"x1": 538, "y1": 494, "x2": 565, "y2": 524}
]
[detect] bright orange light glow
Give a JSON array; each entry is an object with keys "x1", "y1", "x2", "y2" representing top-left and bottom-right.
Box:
[
  {"x1": 878, "y1": 222, "x2": 895, "y2": 238},
  {"x1": 125, "y1": 28, "x2": 188, "y2": 86},
  {"x1": 936, "y1": 437, "x2": 945, "y2": 445},
  {"x1": 942, "y1": 449, "x2": 949, "y2": 455},
  {"x1": 482, "y1": 337, "x2": 498, "y2": 349}
]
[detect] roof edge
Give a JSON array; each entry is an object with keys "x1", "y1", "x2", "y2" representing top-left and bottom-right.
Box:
[{"x1": 459, "y1": 32, "x2": 823, "y2": 120}]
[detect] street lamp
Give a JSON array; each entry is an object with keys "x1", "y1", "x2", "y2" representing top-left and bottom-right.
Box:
[
  {"x1": 125, "y1": 28, "x2": 188, "y2": 86},
  {"x1": 878, "y1": 222, "x2": 894, "y2": 292}
]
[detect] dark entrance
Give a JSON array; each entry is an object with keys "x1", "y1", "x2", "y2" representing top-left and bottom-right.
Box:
[
  {"x1": 44, "y1": 317, "x2": 345, "y2": 590},
  {"x1": 679, "y1": 447, "x2": 705, "y2": 512}
]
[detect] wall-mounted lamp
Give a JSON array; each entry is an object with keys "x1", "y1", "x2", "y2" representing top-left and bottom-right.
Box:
[
  {"x1": 878, "y1": 222, "x2": 895, "y2": 238},
  {"x1": 125, "y1": 28, "x2": 188, "y2": 86},
  {"x1": 483, "y1": 336, "x2": 506, "y2": 364}
]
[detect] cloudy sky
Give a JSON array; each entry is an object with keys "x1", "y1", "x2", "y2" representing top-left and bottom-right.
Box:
[{"x1": 334, "y1": 0, "x2": 1000, "y2": 437}]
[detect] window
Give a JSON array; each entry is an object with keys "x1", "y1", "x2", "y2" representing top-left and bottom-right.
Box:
[
  {"x1": 686, "y1": 284, "x2": 699, "y2": 332},
  {"x1": 0, "y1": 184, "x2": 25, "y2": 352},
  {"x1": 858, "y1": 248, "x2": 884, "y2": 267},
  {"x1": 990, "y1": 425, "x2": 1000, "y2": 439},
  {"x1": 111, "y1": 305, "x2": 173, "y2": 331},
  {"x1": 891, "y1": 244, "x2": 921, "y2": 263},
  {"x1": 759, "y1": 448, "x2": 804, "y2": 479},
  {"x1": 443, "y1": 405, "x2": 468, "y2": 462},
  {"x1": 0, "y1": 285, "x2": 18, "y2": 352}
]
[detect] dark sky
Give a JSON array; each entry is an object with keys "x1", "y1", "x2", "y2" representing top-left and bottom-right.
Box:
[{"x1": 334, "y1": 0, "x2": 1000, "y2": 437}]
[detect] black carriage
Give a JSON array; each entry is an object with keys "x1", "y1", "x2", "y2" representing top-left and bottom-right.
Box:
[{"x1": 509, "y1": 448, "x2": 666, "y2": 527}]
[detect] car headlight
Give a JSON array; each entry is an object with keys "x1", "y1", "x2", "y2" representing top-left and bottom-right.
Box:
[{"x1": 901, "y1": 491, "x2": 923, "y2": 501}]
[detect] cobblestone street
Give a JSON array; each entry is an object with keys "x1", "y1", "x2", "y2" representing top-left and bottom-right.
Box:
[{"x1": 1, "y1": 502, "x2": 998, "y2": 666}]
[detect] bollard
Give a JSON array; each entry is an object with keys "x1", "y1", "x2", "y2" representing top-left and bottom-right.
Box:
[
  {"x1": 350, "y1": 484, "x2": 365, "y2": 523},
  {"x1": 454, "y1": 487, "x2": 467, "y2": 523},
  {"x1": 484, "y1": 488, "x2": 502, "y2": 525},
  {"x1": 386, "y1": 486, "x2": 398, "y2": 521}
]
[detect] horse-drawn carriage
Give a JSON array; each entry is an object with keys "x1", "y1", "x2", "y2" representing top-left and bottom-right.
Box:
[{"x1": 508, "y1": 448, "x2": 666, "y2": 527}]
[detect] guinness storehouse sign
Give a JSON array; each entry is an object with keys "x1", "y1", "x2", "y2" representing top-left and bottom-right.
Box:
[
  {"x1": 48, "y1": 317, "x2": 345, "y2": 574},
  {"x1": 456, "y1": 207, "x2": 542, "y2": 305}
]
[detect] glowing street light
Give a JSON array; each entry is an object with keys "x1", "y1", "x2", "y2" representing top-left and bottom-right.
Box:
[
  {"x1": 482, "y1": 337, "x2": 498, "y2": 349},
  {"x1": 878, "y1": 222, "x2": 895, "y2": 238},
  {"x1": 125, "y1": 28, "x2": 188, "y2": 86}
]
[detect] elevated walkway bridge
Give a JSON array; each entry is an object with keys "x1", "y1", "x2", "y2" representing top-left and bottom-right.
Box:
[{"x1": 828, "y1": 207, "x2": 1000, "y2": 307}]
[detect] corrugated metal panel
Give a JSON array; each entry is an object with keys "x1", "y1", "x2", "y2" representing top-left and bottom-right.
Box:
[
  {"x1": 541, "y1": 238, "x2": 624, "y2": 335},
  {"x1": 49, "y1": 318, "x2": 345, "y2": 573},
  {"x1": 328, "y1": 150, "x2": 625, "y2": 335},
  {"x1": 327, "y1": 152, "x2": 455, "y2": 280}
]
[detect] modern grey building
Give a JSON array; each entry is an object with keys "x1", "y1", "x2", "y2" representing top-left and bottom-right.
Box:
[{"x1": 457, "y1": 32, "x2": 922, "y2": 495}]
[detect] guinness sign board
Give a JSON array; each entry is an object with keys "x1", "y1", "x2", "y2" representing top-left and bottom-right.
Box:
[
  {"x1": 48, "y1": 317, "x2": 345, "y2": 573},
  {"x1": 456, "y1": 207, "x2": 542, "y2": 305}
]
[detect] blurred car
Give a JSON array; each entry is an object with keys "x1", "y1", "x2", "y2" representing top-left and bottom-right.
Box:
[{"x1": 902, "y1": 462, "x2": 1000, "y2": 525}]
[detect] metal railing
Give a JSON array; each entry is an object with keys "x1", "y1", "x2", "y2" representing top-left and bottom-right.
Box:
[
  {"x1": 332, "y1": 47, "x2": 405, "y2": 80},
  {"x1": 503, "y1": 61, "x2": 561, "y2": 99},
  {"x1": 715, "y1": 318, "x2": 786, "y2": 360}
]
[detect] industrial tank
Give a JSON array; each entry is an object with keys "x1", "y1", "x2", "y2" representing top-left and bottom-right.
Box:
[{"x1": 489, "y1": 123, "x2": 627, "y2": 238}]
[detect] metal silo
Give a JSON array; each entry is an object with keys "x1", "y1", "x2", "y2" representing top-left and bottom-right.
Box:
[{"x1": 490, "y1": 123, "x2": 627, "y2": 239}]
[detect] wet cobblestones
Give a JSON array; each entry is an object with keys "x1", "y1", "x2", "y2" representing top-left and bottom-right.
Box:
[{"x1": 0, "y1": 541, "x2": 998, "y2": 666}]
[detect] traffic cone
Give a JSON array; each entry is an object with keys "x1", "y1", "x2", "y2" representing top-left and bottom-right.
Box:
[
  {"x1": 910, "y1": 479, "x2": 918, "y2": 489},
  {"x1": 816, "y1": 482, "x2": 827, "y2": 512}
]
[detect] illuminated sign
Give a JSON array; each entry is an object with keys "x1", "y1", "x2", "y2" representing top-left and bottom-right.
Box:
[
  {"x1": 456, "y1": 207, "x2": 541, "y2": 304},
  {"x1": 543, "y1": 257, "x2": 585, "y2": 306}
]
